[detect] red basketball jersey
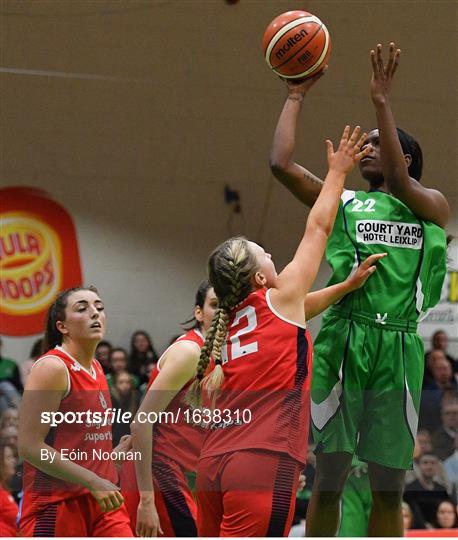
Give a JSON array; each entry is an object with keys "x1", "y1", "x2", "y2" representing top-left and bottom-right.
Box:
[
  {"x1": 148, "y1": 329, "x2": 205, "y2": 471},
  {"x1": 201, "y1": 288, "x2": 312, "y2": 464},
  {"x1": 22, "y1": 347, "x2": 118, "y2": 508}
]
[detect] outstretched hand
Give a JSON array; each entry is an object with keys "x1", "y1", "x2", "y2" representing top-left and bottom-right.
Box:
[
  {"x1": 326, "y1": 125, "x2": 371, "y2": 175},
  {"x1": 346, "y1": 253, "x2": 388, "y2": 292},
  {"x1": 370, "y1": 42, "x2": 400, "y2": 104}
]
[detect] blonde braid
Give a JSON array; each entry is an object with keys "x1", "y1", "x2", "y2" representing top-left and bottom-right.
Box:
[
  {"x1": 184, "y1": 309, "x2": 220, "y2": 409},
  {"x1": 201, "y1": 308, "x2": 229, "y2": 407},
  {"x1": 187, "y1": 237, "x2": 259, "y2": 409}
]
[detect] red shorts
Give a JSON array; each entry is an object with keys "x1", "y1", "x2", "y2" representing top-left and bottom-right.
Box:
[
  {"x1": 19, "y1": 492, "x2": 133, "y2": 537},
  {"x1": 121, "y1": 456, "x2": 197, "y2": 536},
  {"x1": 197, "y1": 449, "x2": 302, "y2": 537}
]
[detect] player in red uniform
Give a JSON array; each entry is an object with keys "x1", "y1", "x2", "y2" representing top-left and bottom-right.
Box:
[
  {"x1": 18, "y1": 286, "x2": 133, "y2": 537},
  {"x1": 0, "y1": 443, "x2": 19, "y2": 536},
  {"x1": 185, "y1": 125, "x2": 381, "y2": 537},
  {"x1": 129, "y1": 280, "x2": 217, "y2": 537}
]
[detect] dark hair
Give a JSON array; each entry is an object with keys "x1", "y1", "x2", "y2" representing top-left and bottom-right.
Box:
[
  {"x1": 29, "y1": 338, "x2": 44, "y2": 359},
  {"x1": 396, "y1": 128, "x2": 423, "y2": 181},
  {"x1": 110, "y1": 347, "x2": 128, "y2": 360},
  {"x1": 130, "y1": 331, "x2": 158, "y2": 359},
  {"x1": 182, "y1": 280, "x2": 213, "y2": 330},
  {"x1": 43, "y1": 286, "x2": 99, "y2": 351},
  {"x1": 96, "y1": 340, "x2": 112, "y2": 351}
]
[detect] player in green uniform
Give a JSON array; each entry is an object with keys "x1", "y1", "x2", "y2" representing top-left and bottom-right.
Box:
[
  {"x1": 338, "y1": 456, "x2": 372, "y2": 537},
  {"x1": 270, "y1": 43, "x2": 449, "y2": 536}
]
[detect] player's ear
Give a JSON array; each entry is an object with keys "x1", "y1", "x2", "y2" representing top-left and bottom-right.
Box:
[
  {"x1": 404, "y1": 154, "x2": 412, "y2": 168},
  {"x1": 253, "y1": 271, "x2": 267, "y2": 287},
  {"x1": 56, "y1": 320, "x2": 68, "y2": 336},
  {"x1": 194, "y1": 305, "x2": 204, "y2": 323}
]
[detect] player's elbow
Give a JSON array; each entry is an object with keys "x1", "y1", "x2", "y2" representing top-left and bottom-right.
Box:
[{"x1": 269, "y1": 158, "x2": 289, "y2": 179}]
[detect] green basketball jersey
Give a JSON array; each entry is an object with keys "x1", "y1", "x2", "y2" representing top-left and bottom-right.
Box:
[{"x1": 325, "y1": 190, "x2": 447, "y2": 321}]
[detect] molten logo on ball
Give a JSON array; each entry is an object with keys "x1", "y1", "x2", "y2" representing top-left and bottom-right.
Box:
[{"x1": 275, "y1": 29, "x2": 308, "y2": 60}]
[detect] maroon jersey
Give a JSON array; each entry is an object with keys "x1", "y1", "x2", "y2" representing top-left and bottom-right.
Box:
[
  {"x1": 149, "y1": 329, "x2": 205, "y2": 471},
  {"x1": 201, "y1": 288, "x2": 312, "y2": 464},
  {"x1": 22, "y1": 347, "x2": 117, "y2": 508}
]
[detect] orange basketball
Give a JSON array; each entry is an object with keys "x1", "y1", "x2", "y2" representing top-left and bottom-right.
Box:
[{"x1": 262, "y1": 10, "x2": 331, "y2": 79}]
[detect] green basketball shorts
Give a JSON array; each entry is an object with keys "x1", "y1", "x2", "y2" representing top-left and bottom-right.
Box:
[
  {"x1": 311, "y1": 307, "x2": 424, "y2": 470},
  {"x1": 338, "y1": 469, "x2": 372, "y2": 537}
]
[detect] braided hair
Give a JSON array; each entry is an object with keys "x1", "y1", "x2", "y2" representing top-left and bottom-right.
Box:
[
  {"x1": 43, "y1": 286, "x2": 99, "y2": 352},
  {"x1": 186, "y1": 237, "x2": 259, "y2": 408}
]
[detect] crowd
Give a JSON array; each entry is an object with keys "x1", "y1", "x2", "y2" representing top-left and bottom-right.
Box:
[{"x1": 0, "y1": 328, "x2": 457, "y2": 535}]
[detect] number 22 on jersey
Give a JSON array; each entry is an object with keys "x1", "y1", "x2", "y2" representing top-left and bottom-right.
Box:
[
  {"x1": 221, "y1": 305, "x2": 258, "y2": 364},
  {"x1": 351, "y1": 198, "x2": 376, "y2": 212}
]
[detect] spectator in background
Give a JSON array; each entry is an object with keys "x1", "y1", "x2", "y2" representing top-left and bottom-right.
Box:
[
  {"x1": 432, "y1": 500, "x2": 458, "y2": 529},
  {"x1": 0, "y1": 408, "x2": 19, "y2": 430},
  {"x1": 402, "y1": 502, "x2": 413, "y2": 533},
  {"x1": 420, "y1": 354, "x2": 457, "y2": 432},
  {"x1": 110, "y1": 371, "x2": 141, "y2": 446},
  {"x1": 129, "y1": 331, "x2": 158, "y2": 383},
  {"x1": 138, "y1": 361, "x2": 156, "y2": 396},
  {"x1": 0, "y1": 338, "x2": 22, "y2": 393},
  {"x1": 19, "y1": 337, "x2": 44, "y2": 389},
  {"x1": 95, "y1": 339, "x2": 112, "y2": 374},
  {"x1": 0, "y1": 443, "x2": 18, "y2": 536},
  {"x1": 425, "y1": 330, "x2": 458, "y2": 376},
  {"x1": 0, "y1": 425, "x2": 18, "y2": 448},
  {"x1": 407, "y1": 429, "x2": 434, "y2": 484},
  {"x1": 433, "y1": 393, "x2": 458, "y2": 460},
  {"x1": 403, "y1": 453, "x2": 450, "y2": 527},
  {"x1": 443, "y1": 433, "x2": 458, "y2": 500},
  {"x1": 0, "y1": 382, "x2": 20, "y2": 413},
  {"x1": 106, "y1": 348, "x2": 140, "y2": 389}
]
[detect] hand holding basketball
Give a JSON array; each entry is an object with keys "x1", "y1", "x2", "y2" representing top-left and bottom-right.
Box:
[
  {"x1": 285, "y1": 66, "x2": 327, "y2": 98},
  {"x1": 370, "y1": 42, "x2": 401, "y2": 104}
]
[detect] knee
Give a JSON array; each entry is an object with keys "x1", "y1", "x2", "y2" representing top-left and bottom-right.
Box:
[
  {"x1": 313, "y1": 467, "x2": 348, "y2": 495},
  {"x1": 371, "y1": 489, "x2": 403, "y2": 512}
]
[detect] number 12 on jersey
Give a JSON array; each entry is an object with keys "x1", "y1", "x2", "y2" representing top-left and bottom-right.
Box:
[{"x1": 221, "y1": 305, "x2": 258, "y2": 364}]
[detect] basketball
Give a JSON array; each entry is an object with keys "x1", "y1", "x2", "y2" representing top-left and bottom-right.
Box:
[{"x1": 262, "y1": 10, "x2": 331, "y2": 79}]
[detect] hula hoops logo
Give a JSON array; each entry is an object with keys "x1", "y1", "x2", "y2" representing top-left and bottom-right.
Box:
[
  {"x1": 1, "y1": 213, "x2": 62, "y2": 315},
  {"x1": 0, "y1": 187, "x2": 82, "y2": 336}
]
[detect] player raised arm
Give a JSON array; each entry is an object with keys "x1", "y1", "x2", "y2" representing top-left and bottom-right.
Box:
[
  {"x1": 370, "y1": 42, "x2": 449, "y2": 228},
  {"x1": 269, "y1": 72, "x2": 326, "y2": 207},
  {"x1": 271, "y1": 125, "x2": 371, "y2": 322}
]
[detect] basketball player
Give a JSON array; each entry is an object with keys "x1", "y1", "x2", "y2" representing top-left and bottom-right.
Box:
[
  {"x1": 18, "y1": 287, "x2": 133, "y2": 537},
  {"x1": 128, "y1": 280, "x2": 217, "y2": 537},
  {"x1": 129, "y1": 255, "x2": 383, "y2": 538},
  {"x1": 270, "y1": 43, "x2": 449, "y2": 536},
  {"x1": 185, "y1": 125, "x2": 377, "y2": 537}
]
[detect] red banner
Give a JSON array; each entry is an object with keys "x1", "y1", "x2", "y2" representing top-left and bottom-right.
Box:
[{"x1": 0, "y1": 187, "x2": 83, "y2": 336}]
